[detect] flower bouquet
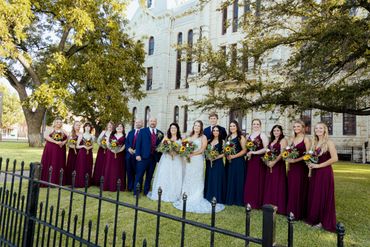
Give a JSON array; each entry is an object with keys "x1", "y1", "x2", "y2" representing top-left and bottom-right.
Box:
[
  {"x1": 303, "y1": 148, "x2": 320, "y2": 177},
  {"x1": 282, "y1": 145, "x2": 299, "y2": 171},
  {"x1": 223, "y1": 141, "x2": 236, "y2": 156},
  {"x1": 204, "y1": 144, "x2": 220, "y2": 167},
  {"x1": 52, "y1": 132, "x2": 64, "y2": 142},
  {"x1": 85, "y1": 139, "x2": 93, "y2": 155},
  {"x1": 262, "y1": 148, "x2": 277, "y2": 173},
  {"x1": 157, "y1": 139, "x2": 180, "y2": 160},
  {"x1": 109, "y1": 139, "x2": 122, "y2": 158},
  {"x1": 179, "y1": 139, "x2": 197, "y2": 163},
  {"x1": 100, "y1": 137, "x2": 108, "y2": 154},
  {"x1": 246, "y1": 140, "x2": 257, "y2": 151},
  {"x1": 68, "y1": 138, "x2": 77, "y2": 154}
]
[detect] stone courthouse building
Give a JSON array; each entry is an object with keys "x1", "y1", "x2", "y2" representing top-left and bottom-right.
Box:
[{"x1": 127, "y1": 0, "x2": 370, "y2": 163}]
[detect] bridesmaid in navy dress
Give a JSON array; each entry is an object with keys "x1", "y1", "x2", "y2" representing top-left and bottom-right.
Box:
[
  {"x1": 286, "y1": 120, "x2": 311, "y2": 220},
  {"x1": 204, "y1": 126, "x2": 226, "y2": 203},
  {"x1": 263, "y1": 125, "x2": 288, "y2": 215},
  {"x1": 41, "y1": 117, "x2": 68, "y2": 185},
  {"x1": 65, "y1": 121, "x2": 81, "y2": 185},
  {"x1": 74, "y1": 122, "x2": 95, "y2": 188},
  {"x1": 103, "y1": 123, "x2": 126, "y2": 192},
  {"x1": 225, "y1": 120, "x2": 246, "y2": 206},
  {"x1": 244, "y1": 119, "x2": 269, "y2": 209},
  {"x1": 92, "y1": 121, "x2": 114, "y2": 186},
  {"x1": 306, "y1": 122, "x2": 337, "y2": 232}
]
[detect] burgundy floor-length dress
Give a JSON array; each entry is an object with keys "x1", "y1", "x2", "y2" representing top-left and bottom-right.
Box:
[
  {"x1": 103, "y1": 135, "x2": 126, "y2": 192},
  {"x1": 65, "y1": 136, "x2": 79, "y2": 185},
  {"x1": 244, "y1": 135, "x2": 267, "y2": 208},
  {"x1": 306, "y1": 152, "x2": 337, "y2": 232},
  {"x1": 263, "y1": 142, "x2": 287, "y2": 215},
  {"x1": 40, "y1": 131, "x2": 67, "y2": 185},
  {"x1": 286, "y1": 140, "x2": 309, "y2": 220},
  {"x1": 74, "y1": 137, "x2": 94, "y2": 188},
  {"x1": 92, "y1": 133, "x2": 109, "y2": 186}
]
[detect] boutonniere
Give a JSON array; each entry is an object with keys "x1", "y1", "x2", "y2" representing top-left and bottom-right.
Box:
[{"x1": 157, "y1": 132, "x2": 163, "y2": 139}]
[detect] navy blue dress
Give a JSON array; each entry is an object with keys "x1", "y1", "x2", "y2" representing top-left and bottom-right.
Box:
[
  {"x1": 204, "y1": 143, "x2": 226, "y2": 204},
  {"x1": 225, "y1": 137, "x2": 246, "y2": 206}
]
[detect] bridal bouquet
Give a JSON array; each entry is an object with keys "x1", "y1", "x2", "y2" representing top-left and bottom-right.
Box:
[
  {"x1": 157, "y1": 138, "x2": 180, "y2": 160},
  {"x1": 84, "y1": 138, "x2": 93, "y2": 155},
  {"x1": 204, "y1": 144, "x2": 220, "y2": 167},
  {"x1": 262, "y1": 148, "x2": 278, "y2": 173},
  {"x1": 282, "y1": 145, "x2": 299, "y2": 171},
  {"x1": 179, "y1": 139, "x2": 197, "y2": 163},
  {"x1": 223, "y1": 141, "x2": 236, "y2": 156},
  {"x1": 303, "y1": 148, "x2": 320, "y2": 177},
  {"x1": 52, "y1": 132, "x2": 64, "y2": 142},
  {"x1": 246, "y1": 139, "x2": 257, "y2": 151},
  {"x1": 68, "y1": 138, "x2": 77, "y2": 154},
  {"x1": 108, "y1": 139, "x2": 121, "y2": 158}
]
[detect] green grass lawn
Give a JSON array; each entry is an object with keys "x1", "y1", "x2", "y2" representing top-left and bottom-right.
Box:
[{"x1": 0, "y1": 142, "x2": 369, "y2": 246}]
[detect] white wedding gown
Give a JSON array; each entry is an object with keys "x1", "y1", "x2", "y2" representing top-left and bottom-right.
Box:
[
  {"x1": 173, "y1": 137, "x2": 225, "y2": 213},
  {"x1": 147, "y1": 140, "x2": 183, "y2": 202}
]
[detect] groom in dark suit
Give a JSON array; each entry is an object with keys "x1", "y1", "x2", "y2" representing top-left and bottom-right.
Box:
[
  {"x1": 134, "y1": 117, "x2": 164, "y2": 195},
  {"x1": 204, "y1": 112, "x2": 227, "y2": 140}
]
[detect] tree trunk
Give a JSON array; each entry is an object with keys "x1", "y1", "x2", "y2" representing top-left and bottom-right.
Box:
[{"x1": 23, "y1": 107, "x2": 45, "y2": 147}]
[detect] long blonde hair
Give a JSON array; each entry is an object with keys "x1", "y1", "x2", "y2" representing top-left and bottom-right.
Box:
[
  {"x1": 293, "y1": 119, "x2": 305, "y2": 137},
  {"x1": 312, "y1": 122, "x2": 329, "y2": 154}
]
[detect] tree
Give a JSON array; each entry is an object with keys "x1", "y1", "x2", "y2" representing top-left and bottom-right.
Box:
[
  {"x1": 0, "y1": 0, "x2": 145, "y2": 146},
  {"x1": 188, "y1": 0, "x2": 370, "y2": 116},
  {"x1": 0, "y1": 84, "x2": 25, "y2": 129}
]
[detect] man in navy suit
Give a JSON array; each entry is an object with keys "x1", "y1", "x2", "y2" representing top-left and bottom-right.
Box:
[
  {"x1": 204, "y1": 112, "x2": 227, "y2": 140},
  {"x1": 134, "y1": 117, "x2": 164, "y2": 195},
  {"x1": 125, "y1": 119, "x2": 143, "y2": 192}
]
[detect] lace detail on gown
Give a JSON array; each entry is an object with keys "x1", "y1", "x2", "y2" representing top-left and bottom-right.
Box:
[
  {"x1": 147, "y1": 140, "x2": 183, "y2": 202},
  {"x1": 173, "y1": 137, "x2": 225, "y2": 213}
]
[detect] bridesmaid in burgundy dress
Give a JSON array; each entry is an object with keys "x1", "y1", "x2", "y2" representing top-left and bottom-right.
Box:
[
  {"x1": 41, "y1": 117, "x2": 68, "y2": 185},
  {"x1": 244, "y1": 119, "x2": 269, "y2": 209},
  {"x1": 65, "y1": 121, "x2": 81, "y2": 185},
  {"x1": 286, "y1": 120, "x2": 311, "y2": 220},
  {"x1": 103, "y1": 123, "x2": 126, "y2": 192},
  {"x1": 306, "y1": 122, "x2": 338, "y2": 232},
  {"x1": 263, "y1": 125, "x2": 288, "y2": 215},
  {"x1": 74, "y1": 122, "x2": 95, "y2": 188},
  {"x1": 92, "y1": 121, "x2": 114, "y2": 186}
]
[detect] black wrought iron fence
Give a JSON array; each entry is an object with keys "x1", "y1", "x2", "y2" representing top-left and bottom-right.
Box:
[{"x1": 0, "y1": 158, "x2": 345, "y2": 247}]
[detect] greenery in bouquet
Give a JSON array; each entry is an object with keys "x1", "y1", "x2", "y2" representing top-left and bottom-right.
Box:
[{"x1": 179, "y1": 139, "x2": 197, "y2": 163}]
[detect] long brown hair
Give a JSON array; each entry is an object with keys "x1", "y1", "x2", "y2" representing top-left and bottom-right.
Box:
[
  {"x1": 71, "y1": 121, "x2": 80, "y2": 138},
  {"x1": 190, "y1": 120, "x2": 204, "y2": 137}
]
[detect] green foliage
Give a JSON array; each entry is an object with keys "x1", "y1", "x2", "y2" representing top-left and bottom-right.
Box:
[
  {"x1": 0, "y1": 0, "x2": 145, "y2": 145},
  {"x1": 0, "y1": 84, "x2": 25, "y2": 128},
  {"x1": 188, "y1": 0, "x2": 370, "y2": 115}
]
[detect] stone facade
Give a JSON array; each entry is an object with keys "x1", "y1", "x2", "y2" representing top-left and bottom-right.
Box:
[{"x1": 127, "y1": 0, "x2": 370, "y2": 162}]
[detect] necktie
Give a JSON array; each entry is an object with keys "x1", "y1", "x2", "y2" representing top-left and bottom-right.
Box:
[
  {"x1": 151, "y1": 128, "x2": 156, "y2": 153},
  {"x1": 133, "y1": 129, "x2": 139, "y2": 147}
]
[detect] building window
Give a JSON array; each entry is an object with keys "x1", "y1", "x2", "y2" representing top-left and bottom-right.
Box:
[
  {"x1": 146, "y1": 67, "x2": 153, "y2": 90},
  {"x1": 148, "y1": 36, "x2": 154, "y2": 55},
  {"x1": 231, "y1": 44, "x2": 237, "y2": 67},
  {"x1": 175, "y1": 32, "x2": 182, "y2": 89},
  {"x1": 174, "y1": 106, "x2": 179, "y2": 123},
  {"x1": 301, "y1": 110, "x2": 312, "y2": 135},
  {"x1": 343, "y1": 113, "x2": 356, "y2": 135},
  {"x1": 186, "y1": 29, "x2": 193, "y2": 88},
  {"x1": 244, "y1": 0, "x2": 251, "y2": 13},
  {"x1": 147, "y1": 0, "x2": 152, "y2": 8},
  {"x1": 144, "y1": 106, "x2": 151, "y2": 127},
  {"x1": 183, "y1": 105, "x2": 188, "y2": 133},
  {"x1": 198, "y1": 27, "x2": 203, "y2": 73},
  {"x1": 131, "y1": 107, "x2": 137, "y2": 129},
  {"x1": 232, "y1": 0, "x2": 239, "y2": 32},
  {"x1": 320, "y1": 112, "x2": 333, "y2": 135},
  {"x1": 222, "y1": 6, "x2": 227, "y2": 35}
]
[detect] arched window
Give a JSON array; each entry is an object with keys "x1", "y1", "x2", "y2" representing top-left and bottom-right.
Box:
[
  {"x1": 144, "y1": 106, "x2": 151, "y2": 127},
  {"x1": 131, "y1": 107, "x2": 137, "y2": 129},
  {"x1": 183, "y1": 106, "x2": 188, "y2": 133},
  {"x1": 233, "y1": 0, "x2": 239, "y2": 32},
  {"x1": 174, "y1": 106, "x2": 179, "y2": 123},
  {"x1": 176, "y1": 32, "x2": 183, "y2": 89},
  {"x1": 148, "y1": 36, "x2": 154, "y2": 55},
  {"x1": 186, "y1": 30, "x2": 193, "y2": 88},
  {"x1": 301, "y1": 110, "x2": 312, "y2": 135}
]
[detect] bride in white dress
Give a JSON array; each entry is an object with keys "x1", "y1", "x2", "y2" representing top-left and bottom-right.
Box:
[
  {"x1": 147, "y1": 123, "x2": 184, "y2": 202},
  {"x1": 173, "y1": 120, "x2": 225, "y2": 213}
]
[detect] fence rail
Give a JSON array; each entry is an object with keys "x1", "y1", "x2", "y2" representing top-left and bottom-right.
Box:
[{"x1": 0, "y1": 158, "x2": 345, "y2": 246}]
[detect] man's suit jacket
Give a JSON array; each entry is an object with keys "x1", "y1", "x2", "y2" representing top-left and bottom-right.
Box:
[
  {"x1": 135, "y1": 127, "x2": 164, "y2": 161},
  {"x1": 204, "y1": 125, "x2": 227, "y2": 140},
  {"x1": 125, "y1": 129, "x2": 137, "y2": 157}
]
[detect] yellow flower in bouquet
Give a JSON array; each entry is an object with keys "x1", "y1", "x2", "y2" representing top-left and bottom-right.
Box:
[
  {"x1": 282, "y1": 151, "x2": 289, "y2": 159},
  {"x1": 52, "y1": 132, "x2": 63, "y2": 142},
  {"x1": 68, "y1": 139, "x2": 77, "y2": 154},
  {"x1": 109, "y1": 139, "x2": 122, "y2": 158},
  {"x1": 84, "y1": 138, "x2": 93, "y2": 155},
  {"x1": 179, "y1": 139, "x2": 197, "y2": 163}
]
